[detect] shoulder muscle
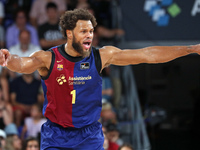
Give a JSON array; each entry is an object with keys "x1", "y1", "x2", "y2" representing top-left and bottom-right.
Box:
[
  {"x1": 30, "y1": 50, "x2": 52, "y2": 76},
  {"x1": 99, "y1": 46, "x2": 122, "y2": 69}
]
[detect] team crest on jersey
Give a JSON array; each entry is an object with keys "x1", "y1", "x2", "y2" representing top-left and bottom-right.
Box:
[
  {"x1": 57, "y1": 64, "x2": 63, "y2": 71},
  {"x1": 56, "y1": 74, "x2": 67, "y2": 85},
  {"x1": 80, "y1": 62, "x2": 90, "y2": 70}
]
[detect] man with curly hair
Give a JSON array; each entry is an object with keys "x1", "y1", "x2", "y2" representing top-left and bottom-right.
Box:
[{"x1": 1, "y1": 9, "x2": 200, "y2": 150}]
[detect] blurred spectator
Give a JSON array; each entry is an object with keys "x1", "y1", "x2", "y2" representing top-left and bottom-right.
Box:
[
  {"x1": 106, "y1": 123, "x2": 123, "y2": 146},
  {"x1": 103, "y1": 124, "x2": 119, "y2": 150},
  {"x1": 76, "y1": 0, "x2": 90, "y2": 9},
  {"x1": 37, "y1": 86, "x2": 45, "y2": 105},
  {"x1": 101, "y1": 101, "x2": 117, "y2": 126},
  {"x1": 0, "y1": 129, "x2": 6, "y2": 150},
  {"x1": 4, "y1": 29, "x2": 41, "y2": 81},
  {"x1": 109, "y1": 65, "x2": 122, "y2": 109},
  {"x1": 103, "y1": 133, "x2": 109, "y2": 150},
  {"x1": 81, "y1": 3, "x2": 124, "y2": 46},
  {"x1": 0, "y1": 1, "x2": 4, "y2": 50},
  {"x1": 96, "y1": 26, "x2": 124, "y2": 42},
  {"x1": 6, "y1": 8, "x2": 39, "y2": 49},
  {"x1": 5, "y1": 134, "x2": 22, "y2": 150},
  {"x1": 108, "y1": 141, "x2": 119, "y2": 150},
  {"x1": 0, "y1": 82, "x2": 15, "y2": 133},
  {"x1": 102, "y1": 125, "x2": 107, "y2": 134},
  {"x1": 10, "y1": 74, "x2": 41, "y2": 127},
  {"x1": 38, "y1": 2, "x2": 66, "y2": 50},
  {"x1": 0, "y1": 25, "x2": 5, "y2": 48},
  {"x1": 4, "y1": 124, "x2": 21, "y2": 150},
  {"x1": 29, "y1": 0, "x2": 66, "y2": 27},
  {"x1": 90, "y1": 0, "x2": 113, "y2": 28},
  {"x1": 3, "y1": 0, "x2": 33, "y2": 29},
  {"x1": 0, "y1": 76, "x2": 9, "y2": 103},
  {"x1": 90, "y1": 0, "x2": 124, "y2": 45},
  {"x1": 0, "y1": 1, "x2": 4, "y2": 25},
  {"x1": 102, "y1": 67, "x2": 113, "y2": 102},
  {"x1": 0, "y1": 2, "x2": 5, "y2": 62},
  {"x1": 9, "y1": 30, "x2": 41, "y2": 57},
  {"x1": 4, "y1": 123, "x2": 18, "y2": 137},
  {"x1": 1, "y1": 67, "x2": 16, "y2": 82},
  {"x1": 4, "y1": 0, "x2": 33, "y2": 19},
  {"x1": 66, "y1": 0, "x2": 77, "y2": 10},
  {"x1": 21, "y1": 104, "x2": 46, "y2": 140},
  {"x1": 118, "y1": 143, "x2": 134, "y2": 150},
  {"x1": 92, "y1": 31, "x2": 100, "y2": 48},
  {"x1": 22, "y1": 137, "x2": 39, "y2": 150}
]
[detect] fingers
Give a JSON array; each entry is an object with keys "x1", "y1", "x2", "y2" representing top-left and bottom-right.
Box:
[
  {"x1": 0, "y1": 50, "x2": 5, "y2": 66},
  {"x1": 3, "y1": 59, "x2": 7, "y2": 67},
  {"x1": 1, "y1": 49, "x2": 9, "y2": 55},
  {"x1": 0, "y1": 49, "x2": 9, "y2": 66}
]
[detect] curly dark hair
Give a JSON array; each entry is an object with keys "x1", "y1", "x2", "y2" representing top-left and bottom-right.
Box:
[{"x1": 59, "y1": 9, "x2": 97, "y2": 38}]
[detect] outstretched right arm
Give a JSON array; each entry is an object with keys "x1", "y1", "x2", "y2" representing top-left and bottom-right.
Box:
[{"x1": 0, "y1": 49, "x2": 52, "y2": 76}]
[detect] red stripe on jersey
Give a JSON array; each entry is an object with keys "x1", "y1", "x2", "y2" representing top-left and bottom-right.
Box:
[{"x1": 44, "y1": 47, "x2": 75, "y2": 127}]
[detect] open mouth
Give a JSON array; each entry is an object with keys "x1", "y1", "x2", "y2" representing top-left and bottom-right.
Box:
[{"x1": 83, "y1": 40, "x2": 92, "y2": 50}]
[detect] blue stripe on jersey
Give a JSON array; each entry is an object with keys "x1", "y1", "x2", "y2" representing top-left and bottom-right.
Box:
[
  {"x1": 41, "y1": 79, "x2": 48, "y2": 116},
  {"x1": 72, "y1": 50, "x2": 102, "y2": 128}
]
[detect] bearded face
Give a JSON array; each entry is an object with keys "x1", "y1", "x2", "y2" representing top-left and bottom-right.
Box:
[{"x1": 72, "y1": 34, "x2": 92, "y2": 58}]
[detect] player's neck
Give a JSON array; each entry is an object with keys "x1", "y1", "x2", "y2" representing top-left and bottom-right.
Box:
[{"x1": 64, "y1": 43, "x2": 82, "y2": 57}]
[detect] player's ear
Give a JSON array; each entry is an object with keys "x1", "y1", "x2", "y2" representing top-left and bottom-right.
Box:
[{"x1": 66, "y1": 30, "x2": 72, "y2": 40}]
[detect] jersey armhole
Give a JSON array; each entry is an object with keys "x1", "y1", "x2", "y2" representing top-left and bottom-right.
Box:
[
  {"x1": 41, "y1": 49, "x2": 55, "y2": 80},
  {"x1": 93, "y1": 47, "x2": 102, "y2": 76}
]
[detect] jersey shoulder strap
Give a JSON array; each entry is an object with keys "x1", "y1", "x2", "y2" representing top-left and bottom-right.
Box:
[
  {"x1": 41, "y1": 48, "x2": 55, "y2": 80},
  {"x1": 92, "y1": 47, "x2": 102, "y2": 75}
]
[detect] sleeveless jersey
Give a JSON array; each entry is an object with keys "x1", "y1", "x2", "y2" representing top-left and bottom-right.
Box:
[{"x1": 41, "y1": 44, "x2": 102, "y2": 128}]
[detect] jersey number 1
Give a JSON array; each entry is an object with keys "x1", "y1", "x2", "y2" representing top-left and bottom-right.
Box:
[{"x1": 70, "y1": 90, "x2": 76, "y2": 104}]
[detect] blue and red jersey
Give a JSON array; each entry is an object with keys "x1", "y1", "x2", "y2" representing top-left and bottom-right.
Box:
[{"x1": 41, "y1": 44, "x2": 102, "y2": 128}]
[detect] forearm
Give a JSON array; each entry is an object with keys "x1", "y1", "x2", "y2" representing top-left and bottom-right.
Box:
[
  {"x1": 1, "y1": 49, "x2": 48, "y2": 74},
  {"x1": 120, "y1": 45, "x2": 195, "y2": 65},
  {"x1": 6, "y1": 54, "x2": 25, "y2": 73},
  {"x1": 141, "y1": 45, "x2": 194, "y2": 64},
  {"x1": 102, "y1": 45, "x2": 198, "y2": 67},
  {"x1": 6, "y1": 54, "x2": 41, "y2": 74}
]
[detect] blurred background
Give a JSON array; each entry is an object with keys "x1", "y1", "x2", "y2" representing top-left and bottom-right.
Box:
[{"x1": 0, "y1": 0, "x2": 200, "y2": 150}]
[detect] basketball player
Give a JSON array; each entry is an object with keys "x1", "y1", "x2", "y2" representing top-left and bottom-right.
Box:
[{"x1": 0, "y1": 9, "x2": 200, "y2": 150}]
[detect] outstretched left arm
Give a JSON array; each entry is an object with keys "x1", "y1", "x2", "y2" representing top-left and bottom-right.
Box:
[{"x1": 99, "y1": 45, "x2": 200, "y2": 70}]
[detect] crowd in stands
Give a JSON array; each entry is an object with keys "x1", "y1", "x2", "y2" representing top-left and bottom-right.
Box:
[{"x1": 0, "y1": 0, "x2": 133, "y2": 149}]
